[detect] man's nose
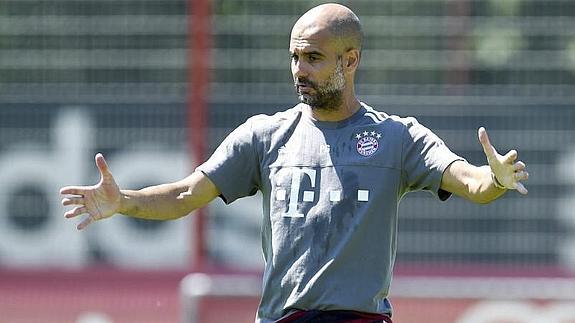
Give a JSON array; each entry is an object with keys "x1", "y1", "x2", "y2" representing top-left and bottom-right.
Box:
[{"x1": 292, "y1": 60, "x2": 308, "y2": 79}]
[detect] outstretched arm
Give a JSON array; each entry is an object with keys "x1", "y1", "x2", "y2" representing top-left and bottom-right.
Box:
[
  {"x1": 441, "y1": 127, "x2": 529, "y2": 204},
  {"x1": 60, "y1": 153, "x2": 220, "y2": 230}
]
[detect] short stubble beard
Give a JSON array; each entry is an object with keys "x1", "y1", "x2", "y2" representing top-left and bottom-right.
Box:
[{"x1": 295, "y1": 56, "x2": 345, "y2": 111}]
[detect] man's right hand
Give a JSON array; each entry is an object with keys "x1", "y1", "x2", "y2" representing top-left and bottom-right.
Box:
[{"x1": 60, "y1": 153, "x2": 122, "y2": 230}]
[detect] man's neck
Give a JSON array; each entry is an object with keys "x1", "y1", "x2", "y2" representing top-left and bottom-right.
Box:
[{"x1": 307, "y1": 97, "x2": 362, "y2": 122}]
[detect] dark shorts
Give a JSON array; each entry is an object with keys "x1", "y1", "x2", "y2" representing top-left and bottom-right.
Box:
[{"x1": 275, "y1": 309, "x2": 393, "y2": 323}]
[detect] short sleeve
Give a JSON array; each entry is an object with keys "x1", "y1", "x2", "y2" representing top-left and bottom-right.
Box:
[
  {"x1": 196, "y1": 119, "x2": 261, "y2": 204},
  {"x1": 401, "y1": 117, "x2": 463, "y2": 200}
]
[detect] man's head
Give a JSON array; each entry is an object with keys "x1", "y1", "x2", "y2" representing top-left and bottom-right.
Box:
[{"x1": 289, "y1": 3, "x2": 363, "y2": 111}]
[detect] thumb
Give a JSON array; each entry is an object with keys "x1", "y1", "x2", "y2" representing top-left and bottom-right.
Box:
[
  {"x1": 478, "y1": 127, "x2": 497, "y2": 161},
  {"x1": 95, "y1": 153, "x2": 113, "y2": 181}
]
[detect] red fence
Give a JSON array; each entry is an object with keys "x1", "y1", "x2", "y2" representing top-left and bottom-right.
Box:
[
  {"x1": 0, "y1": 270, "x2": 183, "y2": 323},
  {"x1": 3, "y1": 271, "x2": 575, "y2": 323}
]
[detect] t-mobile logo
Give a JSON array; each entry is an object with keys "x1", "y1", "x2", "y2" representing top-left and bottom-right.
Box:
[{"x1": 274, "y1": 167, "x2": 369, "y2": 218}]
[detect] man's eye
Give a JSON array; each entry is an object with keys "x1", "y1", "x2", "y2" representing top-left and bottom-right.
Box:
[
  {"x1": 308, "y1": 56, "x2": 318, "y2": 62},
  {"x1": 290, "y1": 54, "x2": 298, "y2": 62}
]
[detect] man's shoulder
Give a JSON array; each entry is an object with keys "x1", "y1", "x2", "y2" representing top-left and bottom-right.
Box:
[
  {"x1": 244, "y1": 104, "x2": 303, "y2": 130},
  {"x1": 361, "y1": 102, "x2": 418, "y2": 130}
]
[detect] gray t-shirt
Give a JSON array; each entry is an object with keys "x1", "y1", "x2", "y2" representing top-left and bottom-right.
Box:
[{"x1": 197, "y1": 102, "x2": 463, "y2": 322}]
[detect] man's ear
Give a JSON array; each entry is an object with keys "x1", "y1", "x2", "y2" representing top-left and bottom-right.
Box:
[{"x1": 345, "y1": 49, "x2": 361, "y2": 73}]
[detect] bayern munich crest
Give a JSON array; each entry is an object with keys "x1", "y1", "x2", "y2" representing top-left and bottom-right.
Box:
[{"x1": 355, "y1": 131, "x2": 382, "y2": 156}]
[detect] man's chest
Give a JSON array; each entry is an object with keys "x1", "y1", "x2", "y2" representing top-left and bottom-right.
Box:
[{"x1": 262, "y1": 124, "x2": 402, "y2": 220}]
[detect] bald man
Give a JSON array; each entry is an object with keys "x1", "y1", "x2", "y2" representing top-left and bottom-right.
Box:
[{"x1": 61, "y1": 3, "x2": 528, "y2": 322}]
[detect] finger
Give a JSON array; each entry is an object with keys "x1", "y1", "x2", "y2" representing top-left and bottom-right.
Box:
[
  {"x1": 77, "y1": 217, "x2": 94, "y2": 230},
  {"x1": 514, "y1": 170, "x2": 529, "y2": 181},
  {"x1": 60, "y1": 186, "x2": 87, "y2": 196},
  {"x1": 513, "y1": 161, "x2": 526, "y2": 171},
  {"x1": 64, "y1": 206, "x2": 88, "y2": 218},
  {"x1": 62, "y1": 197, "x2": 85, "y2": 206},
  {"x1": 95, "y1": 153, "x2": 113, "y2": 180},
  {"x1": 515, "y1": 182, "x2": 528, "y2": 195},
  {"x1": 503, "y1": 150, "x2": 518, "y2": 164},
  {"x1": 478, "y1": 127, "x2": 497, "y2": 160}
]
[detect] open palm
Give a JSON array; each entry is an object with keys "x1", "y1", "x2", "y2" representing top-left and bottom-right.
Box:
[{"x1": 60, "y1": 153, "x2": 121, "y2": 230}]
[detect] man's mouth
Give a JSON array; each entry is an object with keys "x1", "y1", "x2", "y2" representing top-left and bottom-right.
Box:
[{"x1": 295, "y1": 83, "x2": 314, "y2": 93}]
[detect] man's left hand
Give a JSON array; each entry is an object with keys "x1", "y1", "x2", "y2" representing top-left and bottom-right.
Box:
[{"x1": 478, "y1": 127, "x2": 529, "y2": 194}]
